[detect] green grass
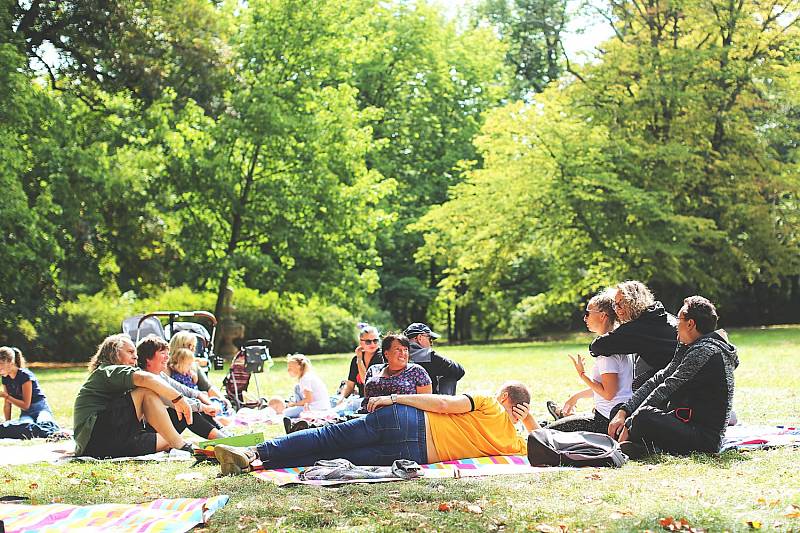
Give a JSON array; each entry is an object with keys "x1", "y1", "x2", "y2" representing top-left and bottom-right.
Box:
[{"x1": 3, "y1": 326, "x2": 800, "y2": 532}]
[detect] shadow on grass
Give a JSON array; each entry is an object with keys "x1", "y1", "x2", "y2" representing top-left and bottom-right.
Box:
[{"x1": 630, "y1": 449, "x2": 751, "y2": 468}]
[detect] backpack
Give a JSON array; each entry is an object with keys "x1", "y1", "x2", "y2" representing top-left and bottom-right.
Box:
[{"x1": 527, "y1": 428, "x2": 628, "y2": 467}]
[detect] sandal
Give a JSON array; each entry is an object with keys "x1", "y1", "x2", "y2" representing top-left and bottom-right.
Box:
[{"x1": 546, "y1": 400, "x2": 564, "y2": 420}]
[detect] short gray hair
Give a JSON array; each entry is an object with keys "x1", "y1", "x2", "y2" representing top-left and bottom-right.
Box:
[{"x1": 616, "y1": 280, "x2": 655, "y2": 322}]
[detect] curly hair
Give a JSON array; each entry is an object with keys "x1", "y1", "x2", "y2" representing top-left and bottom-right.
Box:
[
  {"x1": 89, "y1": 334, "x2": 134, "y2": 371},
  {"x1": 615, "y1": 280, "x2": 655, "y2": 322}
]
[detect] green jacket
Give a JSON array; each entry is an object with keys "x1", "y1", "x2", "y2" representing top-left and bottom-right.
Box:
[{"x1": 73, "y1": 365, "x2": 138, "y2": 455}]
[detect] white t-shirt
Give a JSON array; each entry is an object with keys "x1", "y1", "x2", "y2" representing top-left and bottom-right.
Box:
[
  {"x1": 299, "y1": 372, "x2": 331, "y2": 411},
  {"x1": 591, "y1": 354, "x2": 634, "y2": 418}
]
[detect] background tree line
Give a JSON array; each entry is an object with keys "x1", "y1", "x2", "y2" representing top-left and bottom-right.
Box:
[{"x1": 1, "y1": 0, "x2": 797, "y2": 360}]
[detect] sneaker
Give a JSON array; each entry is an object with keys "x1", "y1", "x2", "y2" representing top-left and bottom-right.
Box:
[
  {"x1": 546, "y1": 400, "x2": 563, "y2": 420},
  {"x1": 619, "y1": 440, "x2": 650, "y2": 460},
  {"x1": 283, "y1": 416, "x2": 293, "y2": 435},
  {"x1": 215, "y1": 444, "x2": 258, "y2": 475}
]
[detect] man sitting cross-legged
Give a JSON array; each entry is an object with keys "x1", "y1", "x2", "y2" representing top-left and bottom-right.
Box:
[
  {"x1": 215, "y1": 381, "x2": 540, "y2": 474},
  {"x1": 607, "y1": 295, "x2": 739, "y2": 457}
]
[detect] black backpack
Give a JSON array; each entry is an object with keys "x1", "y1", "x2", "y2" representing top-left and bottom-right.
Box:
[{"x1": 527, "y1": 428, "x2": 628, "y2": 467}]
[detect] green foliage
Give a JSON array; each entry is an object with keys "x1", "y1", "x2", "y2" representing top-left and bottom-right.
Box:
[{"x1": 39, "y1": 286, "x2": 360, "y2": 362}]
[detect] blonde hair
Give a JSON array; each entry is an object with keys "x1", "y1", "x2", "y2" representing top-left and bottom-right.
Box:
[
  {"x1": 588, "y1": 288, "x2": 618, "y2": 327},
  {"x1": 169, "y1": 331, "x2": 197, "y2": 356},
  {"x1": 0, "y1": 347, "x2": 25, "y2": 368},
  {"x1": 169, "y1": 347, "x2": 196, "y2": 374},
  {"x1": 89, "y1": 334, "x2": 134, "y2": 371},
  {"x1": 615, "y1": 280, "x2": 655, "y2": 322},
  {"x1": 286, "y1": 353, "x2": 311, "y2": 376}
]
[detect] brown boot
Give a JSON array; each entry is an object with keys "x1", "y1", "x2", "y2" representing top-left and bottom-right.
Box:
[{"x1": 215, "y1": 445, "x2": 258, "y2": 475}]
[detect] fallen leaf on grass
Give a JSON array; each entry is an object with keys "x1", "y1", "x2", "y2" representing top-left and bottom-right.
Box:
[
  {"x1": 609, "y1": 511, "x2": 633, "y2": 520},
  {"x1": 584, "y1": 473, "x2": 602, "y2": 480},
  {"x1": 534, "y1": 524, "x2": 563, "y2": 533},
  {"x1": 29, "y1": 483, "x2": 38, "y2": 490},
  {"x1": 756, "y1": 498, "x2": 781, "y2": 507},
  {"x1": 658, "y1": 516, "x2": 695, "y2": 531},
  {"x1": 745, "y1": 520, "x2": 762, "y2": 529},
  {"x1": 438, "y1": 502, "x2": 451, "y2": 512},
  {"x1": 465, "y1": 504, "x2": 483, "y2": 514}
]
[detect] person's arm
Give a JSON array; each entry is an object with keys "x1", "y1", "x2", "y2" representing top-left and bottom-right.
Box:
[
  {"x1": 3, "y1": 381, "x2": 33, "y2": 411},
  {"x1": 131, "y1": 370, "x2": 192, "y2": 423},
  {"x1": 416, "y1": 383, "x2": 433, "y2": 394},
  {"x1": 367, "y1": 393, "x2": 472, "y2": 414},
  {"x1": 561, "y1": 388, "x2": 592, "y2": 417},
  {"x1": 3, "y1": 399, "x2": 10, "y2": 421},
  {"x1": 512, "y1": 403, "x2": 541, "y2": 431},
  {"x1": 413, "y1": 365, "x2": 433, "y2": 395},
  {"x1": 339, "y1": 380, "x2": 356, "y2": 400},
  {"x1": 568, "y1": 354, "x2": 621, "y2": 401},
  {"x1": 355, "y1": 348, "x2": 369, "y2": 383},
  {"x1": 160, "y1": 372, "x2": 202, "y2": 399}
]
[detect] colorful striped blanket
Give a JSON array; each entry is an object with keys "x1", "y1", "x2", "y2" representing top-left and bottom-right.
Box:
[
  {"x1": 0, "y1": 495, "x2": 229, "y2": 533},
  {"x1": 252, "y1": 455, "x2": 562, "y2": 486}
]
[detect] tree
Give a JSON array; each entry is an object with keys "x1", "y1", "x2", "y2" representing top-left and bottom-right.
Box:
[
  {"x1": 353, "y1": 1, "x2": 510, "y2": 332},
  {"x1": 473, "y1": 0, "x2": 569, "y2": 97},
  {"x1": 163, "y1": 0, "x2": 389, "y2": 319}
]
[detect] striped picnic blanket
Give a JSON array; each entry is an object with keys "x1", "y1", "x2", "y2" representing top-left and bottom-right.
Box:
[
  {"x1": 252, "y1": 455, "x2": 561, "y2": 486},
  {"x1": 0, "y1": 495, "x2": 229, "y2": 533}
]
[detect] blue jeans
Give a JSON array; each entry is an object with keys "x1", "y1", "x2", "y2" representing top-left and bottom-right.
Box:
[
  {"x1": 20, "y1": 399, "x2": 55, "y2": 425},
  {"x1": 0, "y1": 399, "x2": 59, "y2": 439},
  {"x1": 256, "y1": 404, "x2": 427, "y2": 469}
]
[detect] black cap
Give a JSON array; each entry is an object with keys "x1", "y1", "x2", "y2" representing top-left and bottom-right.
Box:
[{"x1": 403, "y1": 322, "x2": 440, "y2": 339}]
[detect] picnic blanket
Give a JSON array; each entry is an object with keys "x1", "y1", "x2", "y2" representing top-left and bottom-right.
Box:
[
  {"x1": 0, "y1": 441, "x2": 75, "y2": 466},
  {"x1": 252, "y1": 455, "x2": 563, "y2": 486},
  {"x1": 0, "y1": 495, "x2": 229, "y2": 533},
  {"x1": 721, "y1": 424, "x2": 800, "y2": 451}
]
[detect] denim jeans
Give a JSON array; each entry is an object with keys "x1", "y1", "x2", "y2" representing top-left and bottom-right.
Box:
[
  {"x1": 0, "y1": 399, "x2": 59, "y2": 439},
  {"x1": 20, "y1": 399, "x2": 55, "y2": 425},
  {"x1": 256, "y1": 403, "x2": 427, "y2": 469}
]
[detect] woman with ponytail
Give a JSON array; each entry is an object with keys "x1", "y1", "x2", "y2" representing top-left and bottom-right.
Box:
[{"x1": 0, "y1": 346, "x2": 60, "y2": 438}]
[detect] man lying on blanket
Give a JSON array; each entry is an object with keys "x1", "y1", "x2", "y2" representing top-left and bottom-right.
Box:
[{"x1": 216, "y1": 381, "x2": 541, "y2": 474}]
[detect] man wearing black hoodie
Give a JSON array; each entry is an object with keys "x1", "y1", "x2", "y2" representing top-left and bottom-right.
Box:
[
  {"x1": 403, "y1": 323, "x2": 465, "y2": 395},
  {"x1": 608, "y1": 295, "x2": 739, "y2": 456},
  {"x1": 590, "y1": 281, "x2": 678, "y2": 390}
]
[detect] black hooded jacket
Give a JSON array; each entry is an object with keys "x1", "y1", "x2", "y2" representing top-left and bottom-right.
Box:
[
  {"x1": 407, "y1": 342, "x2": 465, "y2": 394},
  {"x1": 622, "y1": 331, "x2": 739, "y2": 448},
  {"x1": 589, "y1": 301, "x2": 678, "y2": 373}
]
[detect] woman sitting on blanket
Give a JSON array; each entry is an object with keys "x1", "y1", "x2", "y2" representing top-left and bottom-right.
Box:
[
  {"x1": 333, "y1": 324, "x2": 385, "y2": 414},
  {"x1": 214, "y1": 381, "x2": 541, "y2": 474},
  {"x1": 136, "y1": 335, "x2": 229, "y2": 440},
  {"x1": 0, "y1": 346, "x2": 61, "y2": 439},
  {"x1": 546, "y1": 289, "x2": 634, "y2": 434},
  {"x1": 362, "y1": 333, "x2": 432, "y2": 405},
  {"x1": 73, "y1": 334, "x2": 196, "y2": 458}
]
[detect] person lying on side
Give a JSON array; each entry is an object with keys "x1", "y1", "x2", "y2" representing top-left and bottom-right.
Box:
[{"x1": 214, "y1": 381, "x2": 541, "y2": 474}]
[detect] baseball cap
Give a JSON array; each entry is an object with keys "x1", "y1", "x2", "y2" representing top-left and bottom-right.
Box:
[{"x1": 403, "y1": 322, "x2": 440, "y2": 339}]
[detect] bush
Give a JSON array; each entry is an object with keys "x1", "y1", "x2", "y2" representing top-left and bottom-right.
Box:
[{"x1": 40, "y1": 286, "x2": 366, "y2": 361}]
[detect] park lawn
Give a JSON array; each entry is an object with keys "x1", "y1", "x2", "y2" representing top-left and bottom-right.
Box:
[{"x1": 2, "y1": 326, "x2": 799, "y2": 532}]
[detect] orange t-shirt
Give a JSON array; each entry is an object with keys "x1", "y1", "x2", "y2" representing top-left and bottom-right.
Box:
[{"x1": 427, "y1": 395, "x2": 527, "y2": 461}]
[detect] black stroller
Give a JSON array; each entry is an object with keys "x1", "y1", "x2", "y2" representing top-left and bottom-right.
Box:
[
  {"x1": 223, "y1": 339, "x2": 272, "y2": 410},
  {"x1": 121, "y1": 311, "x2": 223, "y2": 374}
]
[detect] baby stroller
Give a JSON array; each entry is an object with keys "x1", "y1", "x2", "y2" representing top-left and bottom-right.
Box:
[
  {"x1": 223, "y1": 338, "x2": 272, "y2": 410},
  {"x1": 121, "y1": 311, "x2": 223, "y2": 374}
]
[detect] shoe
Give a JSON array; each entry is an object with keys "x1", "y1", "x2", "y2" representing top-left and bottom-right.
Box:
[
  {"x1": 177, "y1": 442, "x2": 197, "y2": 455},
  {"x1": 283, "y1": 416, "x2": 293, "y2": 435},
  {"x1": 546, "y1": 400, "x2": 563, "y2": 420},
  {"x1": 215, "y1": 444, "x2": 258, "y2": 475},
  {"x1": 291, "y1": 420, "x2": 309, "y2": 433},
  {"x1": 619, "y1": 440, "x2": 650, "y2": 460}
]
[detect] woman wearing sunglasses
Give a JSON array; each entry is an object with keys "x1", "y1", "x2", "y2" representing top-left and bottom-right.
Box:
[
  {"x1": 545, "y1": 289, "x2": 634, "y2": 434},
  {"x1": 333, "y1": 325, "x2": 386, "y2": 414}
]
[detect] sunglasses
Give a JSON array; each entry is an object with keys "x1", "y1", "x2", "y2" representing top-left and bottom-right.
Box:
[{"x1": 361, "y1": 338, "x2": 379, "y2": 344}]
